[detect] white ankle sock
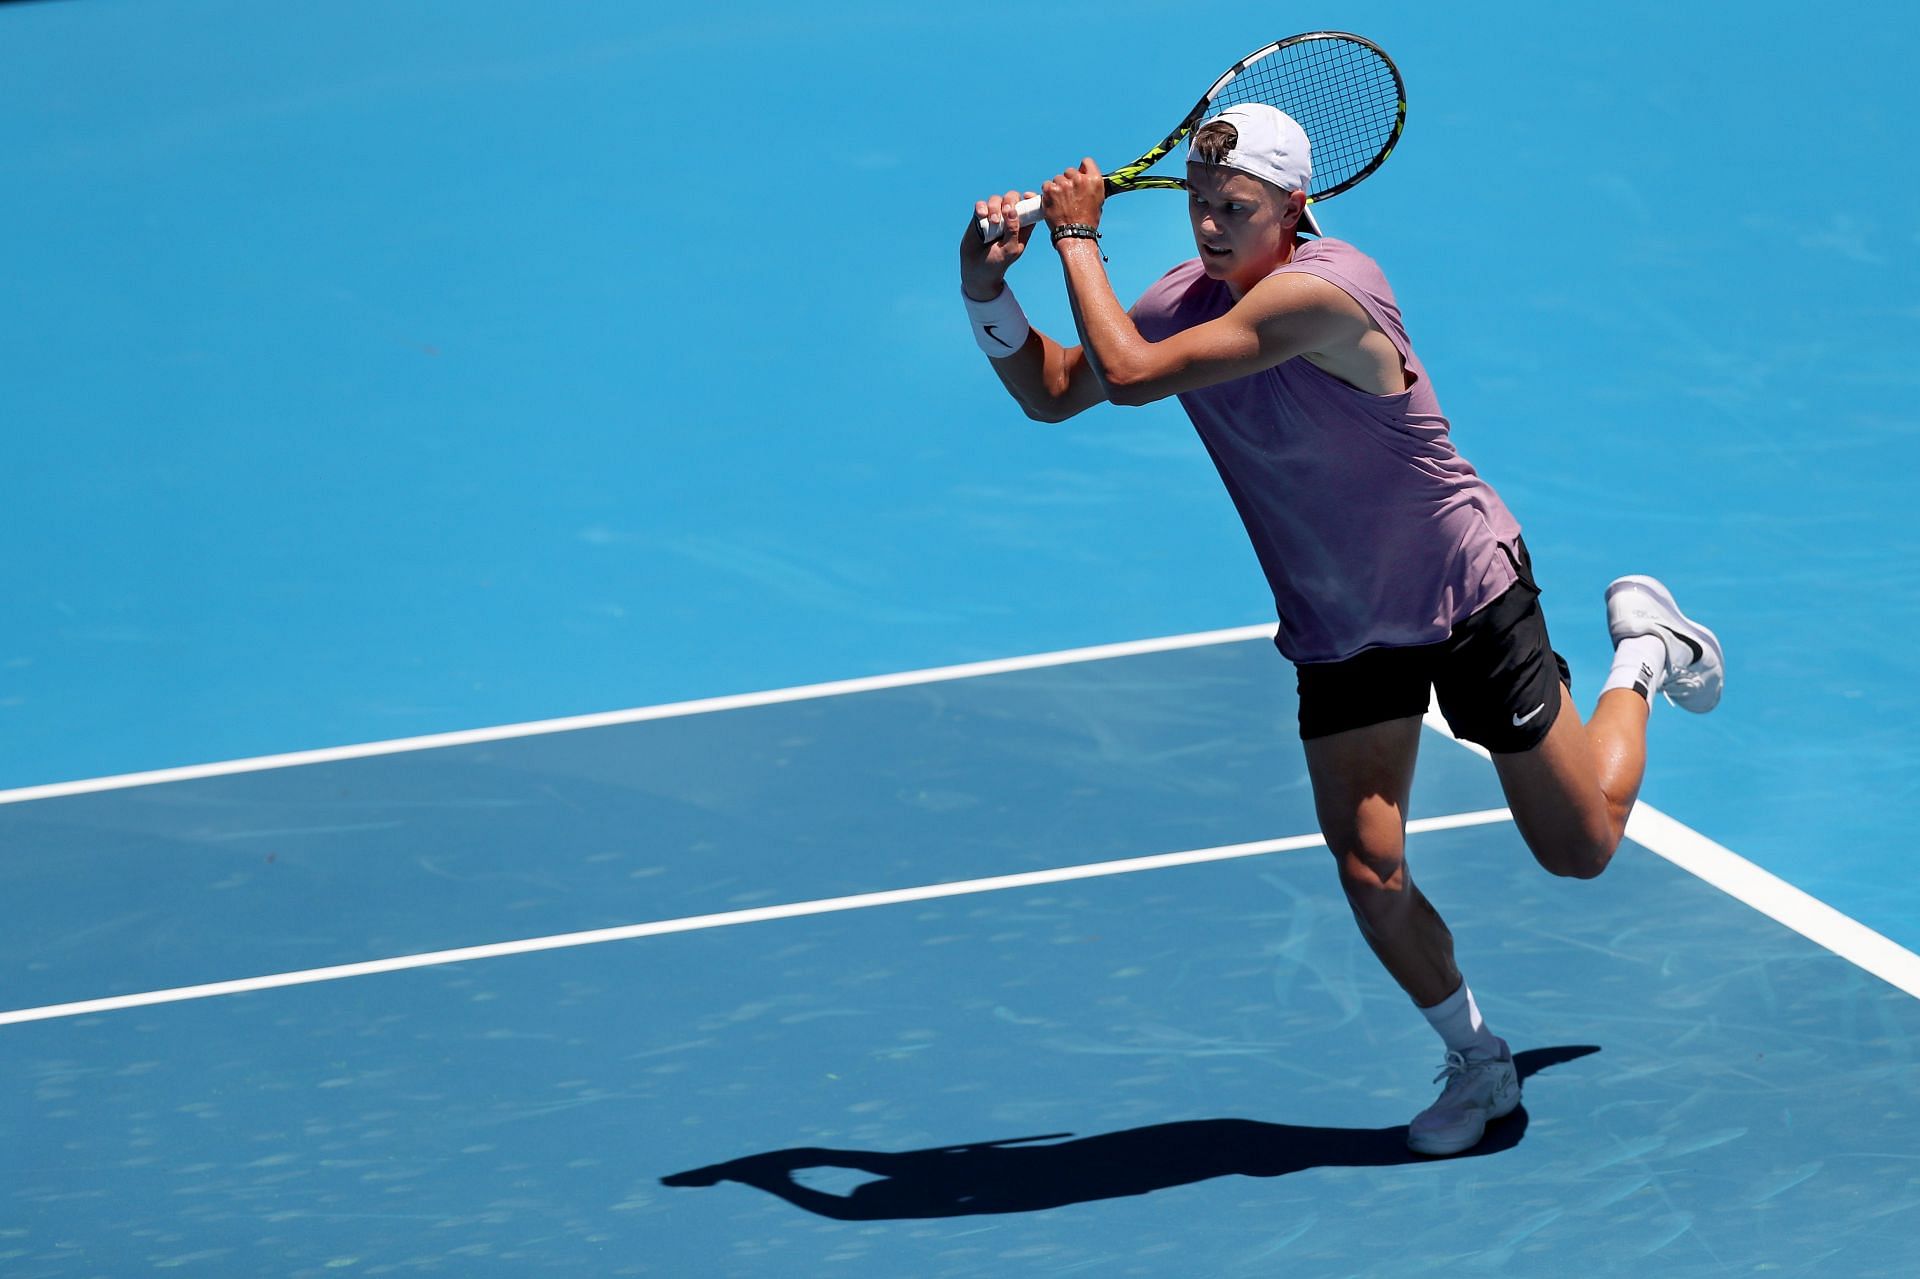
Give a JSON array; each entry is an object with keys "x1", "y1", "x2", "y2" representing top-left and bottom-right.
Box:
[
  {"x1": 1419, "y1": 981, "x2": 1501, "y2": 1058},
  {"x1": 1602, "y1": 633, "x2": 1669, "y2": 703}
]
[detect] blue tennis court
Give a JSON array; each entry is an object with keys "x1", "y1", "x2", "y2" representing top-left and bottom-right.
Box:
[
  {"x1": 5, "y1": 1, "x2": 1919, "y2": 1274},
  {"x1": 5, "y1": 642, "x2": 1917, "y2": 1274}
]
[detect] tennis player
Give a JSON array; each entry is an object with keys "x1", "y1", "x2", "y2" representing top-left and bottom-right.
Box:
[{"x1": 959, "y1": 104, "x2": 1724, "y2": 1155}]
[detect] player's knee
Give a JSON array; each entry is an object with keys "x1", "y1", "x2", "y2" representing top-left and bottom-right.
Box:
[
  {"x1": 1546, "y1": 854, "x2": 1608, "y2": 880},
  {"x1": 1536, "y1": 827, "x2": 1618, "y2": 879},
  {"x1": 1331, "y1": 842, "x2": 1407, "y2": 895}
]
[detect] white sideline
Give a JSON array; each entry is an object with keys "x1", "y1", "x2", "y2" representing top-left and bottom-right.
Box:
[
  {"x1": 0, "y1": 808, "x2": 1515, "y2": 1027},
  {"x1": 1621, "y1": 805, "x2": 1920, "y2": 1001},
  {"x1": 1422, "y1": 702, "x2": 1920, "y2": 1001}
]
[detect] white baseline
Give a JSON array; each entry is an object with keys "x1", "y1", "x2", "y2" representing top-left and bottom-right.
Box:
[{"x1": 0, "y1": 626, "x2": 1277, "y2": 808}]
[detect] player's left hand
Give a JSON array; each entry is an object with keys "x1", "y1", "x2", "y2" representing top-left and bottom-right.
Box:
[
  {"x1": 961, "y1": 189, "x2": 1040, "y2": 299},
  {"x1": 1040, "y1": 159, "x2": 1105, "y2": 232}
]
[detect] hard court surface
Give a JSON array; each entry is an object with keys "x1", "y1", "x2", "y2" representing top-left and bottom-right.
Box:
[{"x1": 3, "y1": 2, "x2": 1918, "y2": 1275}]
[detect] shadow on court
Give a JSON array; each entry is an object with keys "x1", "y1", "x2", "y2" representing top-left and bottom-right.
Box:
[{"x1": 662, "y1": 1046, "x2": 1600, "y2": 1219}]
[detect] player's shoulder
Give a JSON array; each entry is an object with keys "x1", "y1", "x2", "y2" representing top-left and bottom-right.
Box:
[
  {"x1": 1282, "y1": 236, "x2": 1387, "y2": 280},
  {"x1": 1265, "y1": 236, "x2": 1396, "y2": 308}
]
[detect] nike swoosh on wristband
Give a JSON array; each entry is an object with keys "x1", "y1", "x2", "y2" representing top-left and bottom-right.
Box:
[
  {"x1": 983, "y1": 323, "x2": 1013, "y2": 349},
  {"x1": 1512, "y1": 703, "x2": 1546, "y2": 727}
]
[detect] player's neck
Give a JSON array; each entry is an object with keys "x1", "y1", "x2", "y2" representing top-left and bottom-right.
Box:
[{"x1": 1224, "y1": 234, "x2": 1298, "y2": 300}]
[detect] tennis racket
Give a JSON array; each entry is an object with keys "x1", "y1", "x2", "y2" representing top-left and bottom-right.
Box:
[{"x1": 976, "y1": 31, "x2": 1404, "y2": 241}]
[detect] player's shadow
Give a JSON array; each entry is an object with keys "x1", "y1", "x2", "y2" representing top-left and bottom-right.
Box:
[{"x1": 660, "y1": 1045, "x2": 1598, "y2": 1220}]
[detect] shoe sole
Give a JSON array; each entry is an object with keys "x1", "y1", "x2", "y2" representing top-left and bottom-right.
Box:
[{"x1": 1606, "y1": 574, "x2": 1725, "y2": 713}]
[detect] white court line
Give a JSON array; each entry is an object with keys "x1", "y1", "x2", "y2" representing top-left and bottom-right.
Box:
[
  {"x1": 0, "y1": 625, "x2": 1277, "y2": 807},
  {"x1": 0, "y1": 808, "x2": 1515, "y2": 1027},
  {"x1": 1421, "y1": 702, "x2": 1920, "y2": 1001},
  {"x1": 4, "y1": 625, "x2": 1916, "y2": 1023}
]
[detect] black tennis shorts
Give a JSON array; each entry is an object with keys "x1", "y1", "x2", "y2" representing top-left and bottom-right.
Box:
[{"x1": 1294, "y1": 540, "x2": 1573, "y2": 754}]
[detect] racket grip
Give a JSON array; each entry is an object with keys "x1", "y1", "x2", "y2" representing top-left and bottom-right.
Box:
[{"x1": 976, "y1": 195, "x2": 1044, "y2": 242}]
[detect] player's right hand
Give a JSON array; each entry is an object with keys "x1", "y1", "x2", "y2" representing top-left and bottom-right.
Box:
[{"x1": 960, "y1": 190, "x2": 1037, "y2": 301}]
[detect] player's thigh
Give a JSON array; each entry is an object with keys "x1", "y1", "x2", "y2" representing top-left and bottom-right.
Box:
[
  {"x1": 1302, "y1": 716, "x2": 1424, "y2": 883},
  {"x1": 1295, "y1": 642, "x2": 1430, "y2": 877},
  {"x1": 1430, "y1": 560, "x2": 1613, "y2": 874},
  {"x1": 1488, "y1": 689, "x2": 1617, "y2": 876}
]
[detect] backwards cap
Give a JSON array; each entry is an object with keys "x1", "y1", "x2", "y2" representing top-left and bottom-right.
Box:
[{"x1": 1188, "y1": 103, "x2": 1322, "y2": 237}]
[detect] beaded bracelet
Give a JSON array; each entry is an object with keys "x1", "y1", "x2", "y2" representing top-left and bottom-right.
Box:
[{"x1": 1051, "y1": 222, "x2": 1107, "y2": 261}]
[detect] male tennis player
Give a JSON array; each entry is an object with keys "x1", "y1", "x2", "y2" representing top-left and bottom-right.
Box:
[{"x1": 959, "y1": 104, "x2": 1724, "y2": 1155}]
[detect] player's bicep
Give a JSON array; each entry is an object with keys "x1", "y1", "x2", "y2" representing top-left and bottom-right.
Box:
[
  {"x1": 1039, "y1": 337, "x2": 1108, "y2": 420},
  {"x1": 1002, "y1": 332, "x2": 1105, "y2": 424},
  {"x1": 1106, "y1": 275, "x2": 1361, "y2": 405}
]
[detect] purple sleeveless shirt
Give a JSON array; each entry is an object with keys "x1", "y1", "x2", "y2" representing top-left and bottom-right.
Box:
[{"x1": 1130, "y1": 238, "x2": 1523, "y2": 663}]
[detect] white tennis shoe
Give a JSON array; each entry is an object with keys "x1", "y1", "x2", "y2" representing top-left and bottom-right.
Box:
[
  {"x1": 1606, "y1": 574, "x2": 1726, "y2": 713},
  {"x1": 1407, "y1": 1040, "x2": 1520, "y2": 1156}
]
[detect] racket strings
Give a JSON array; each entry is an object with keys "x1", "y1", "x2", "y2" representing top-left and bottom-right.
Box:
[{"x1": 1212, "y1": 38, "x2": 1401, "y2": 197}]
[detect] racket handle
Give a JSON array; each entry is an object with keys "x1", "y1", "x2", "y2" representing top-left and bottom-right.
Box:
[{"x1": 976, "y1": 194, "x2": 1044, "y2": 242}]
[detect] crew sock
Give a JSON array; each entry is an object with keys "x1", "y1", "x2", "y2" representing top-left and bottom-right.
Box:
[
  {"x1": 1419, "y1": 980, "x2": 1502, "y2": 1059},
  {"x1": 1601, "y1": 633, "x2": 1669, "y2": 703}
]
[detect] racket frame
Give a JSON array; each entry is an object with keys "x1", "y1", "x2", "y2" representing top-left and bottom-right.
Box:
[{"x1": 976, "y1": 31, "x2": 1405, "y2": 241}]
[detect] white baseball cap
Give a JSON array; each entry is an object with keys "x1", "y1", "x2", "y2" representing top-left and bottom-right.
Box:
[{"x1": 1187, "y1": 103, "x2": 1322, "y2": 237}]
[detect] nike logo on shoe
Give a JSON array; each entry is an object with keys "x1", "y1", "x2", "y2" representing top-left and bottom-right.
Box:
[
  {"x1": 1512, "y1": 703, "x2": 1546, "y2": 727},
  {"x1": 1654, "y1": 623, "x2": 1704, "y2": 665}
]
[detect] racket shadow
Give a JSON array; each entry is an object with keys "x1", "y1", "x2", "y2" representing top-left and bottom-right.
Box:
[{"x1": 659, "y1": 1045, "x2": 1599, "y2": 1220}]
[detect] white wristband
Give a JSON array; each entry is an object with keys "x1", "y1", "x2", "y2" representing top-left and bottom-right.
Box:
[{"x1": 963, "y1": 286, "x2": 1030, "y2": 359}]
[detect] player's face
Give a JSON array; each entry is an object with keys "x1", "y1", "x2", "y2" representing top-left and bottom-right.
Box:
[{"x1": 1185, "y1": 164, "x2": 1301, "y2": 294}]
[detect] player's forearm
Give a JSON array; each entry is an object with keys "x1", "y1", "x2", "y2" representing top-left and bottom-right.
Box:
[
  {"x1": 1055, "y1": 239, "x2": 1155, "y2": 401},
  {"x1": 962, "y1": 278, "x2": 1086, "y2": 422},
  {"x1": 981, "y1": 328, "x2": 1065, "y2": 419}
]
